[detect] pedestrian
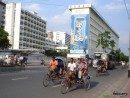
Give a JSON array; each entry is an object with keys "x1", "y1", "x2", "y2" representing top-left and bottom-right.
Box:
[
  {"x1": 23, "y1": 55, "x2": 28, "y2": 66},
  {"x1": 13, "y1": 54, "x2": 18, "y2": 65},
  {"x1": 19, "y1": 54, "x2": 23, "y2": 66}
]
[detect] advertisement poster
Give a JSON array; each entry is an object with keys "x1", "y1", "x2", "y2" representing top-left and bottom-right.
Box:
[{"x1": 70, "y1": 14, "x2": 89, "y2": 53}]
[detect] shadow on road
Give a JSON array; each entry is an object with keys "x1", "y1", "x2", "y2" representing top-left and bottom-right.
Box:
[
  {"x1": 68, "y1": 81, "x2": 99, "y2": 93},
  {"x1": 89, "y1": 81, "x2": 99, "y2": 89},
  {"x1": 98, "y1": 72, "x2": 110, "y2": 77}
]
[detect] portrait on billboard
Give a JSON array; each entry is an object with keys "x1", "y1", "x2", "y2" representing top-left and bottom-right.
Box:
[{"x1": 74, "y1": 17, "x2": 86, "y2": 42}]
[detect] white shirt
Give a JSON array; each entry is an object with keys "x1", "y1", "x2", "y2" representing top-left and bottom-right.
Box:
[
  {"x1": 19, "y1": 56, "x2": 23, "y2": 60},
  {"x1": 68, "y1": 62, "x2": 76, "y2": 71}
]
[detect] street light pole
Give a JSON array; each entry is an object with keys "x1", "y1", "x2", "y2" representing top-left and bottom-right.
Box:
[{"x1": 128, "y1": 16, "x2": 130, "y2": 78}]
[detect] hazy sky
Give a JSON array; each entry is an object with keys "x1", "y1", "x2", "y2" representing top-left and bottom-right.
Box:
[{"x1": 4, "y1": 0, "x2": 130, "y2": 55}]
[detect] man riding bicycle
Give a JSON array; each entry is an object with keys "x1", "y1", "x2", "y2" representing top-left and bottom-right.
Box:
[
  {"x1": 67, "y1": 58, "x2": 76, "y2": 80},
  {"x1": 49, "y1": 56, "x2": 58, "y2": 76}
]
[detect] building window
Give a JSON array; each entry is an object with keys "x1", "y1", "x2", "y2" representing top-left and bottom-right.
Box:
[
  {"x1": 20, "y1": 37, "x2": 22, "y2": 41},
  {"x1": 20, "y1": 21, "x2": 23, "y2": 25},
  {"x1": 20, "y1": 32, "x2": 22, "y2": 35},
  {"x1": 23, "y1": 38, "x2": 26, "y2": 41},
  {"x1": 24, "y1": 33, "x2": 26, "y2": 36}
]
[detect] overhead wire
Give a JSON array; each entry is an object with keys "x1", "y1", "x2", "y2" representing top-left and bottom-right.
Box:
[{"x1": 123, "y1": 0, "x2": 130, "y2": 18}]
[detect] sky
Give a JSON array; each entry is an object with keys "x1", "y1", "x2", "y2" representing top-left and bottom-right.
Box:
[{"x1": 3, "y1": 0, "x2": 130, "y2": 55}]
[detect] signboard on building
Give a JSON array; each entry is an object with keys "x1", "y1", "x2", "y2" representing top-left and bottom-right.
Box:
[{"x1": 70, "y1": 14, "x2": 89, "y2": 54}]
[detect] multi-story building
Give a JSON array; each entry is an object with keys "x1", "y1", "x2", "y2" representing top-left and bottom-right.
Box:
[
  {"x1": 68, "y1": 4, "x2": 119, "y2": 57},
  {"x1": 45, "y1": 38, "x2": 56, "y2": 50},
  {"x1": 51, "y1": 31, "x2": 70, "y2": 46},
  {"x1": 5, "y1": 3, "x2": 46, "y2": 51},
  {"x1": 0, "y1": 0, "x2": 5, "y2": 28}
]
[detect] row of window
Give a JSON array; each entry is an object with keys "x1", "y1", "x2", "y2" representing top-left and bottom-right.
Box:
[
  {"x1": 20, "y1": 32, "x2": 45, "y2": 38},
  {"x1": 19, "y1": 37, "x2": 45, "y2": 43},
  {"x1": 20, "y1": 16, "x2": 46, "y2": 26},
  {"x1": 20, "y1": 34, "x2": 45, "y2": 41},
  {"x1": 20, "y1": 21, "x2": 46, "y2": 28},
  {"x1": 20, "y1": 26, "x2": 46, "y2": 34},
  {"x1": 21, "y1": 10, "x2": 46, "y2": 24},
  {"x1": 19, "y1": 45, "x2": 44, "y2": 49}
]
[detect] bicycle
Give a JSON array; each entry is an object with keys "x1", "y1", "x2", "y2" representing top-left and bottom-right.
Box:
[
  {"x1": 43, "y1": 67, "x2": 66, "y2": 87},
  {"x1": 60, "y1": 71, "x2": 91, "y2": 94}
]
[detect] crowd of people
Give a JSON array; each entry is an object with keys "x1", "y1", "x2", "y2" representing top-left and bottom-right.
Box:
[
  {"x1": 0, "y1": 54, "x2": 28, "y2": 66},
  {"x1": 48, "y1": 56, "x2": 111, "y2": 80},
  {"x1": 49, "y1": 56, "x2": 89, "y2": 81}
]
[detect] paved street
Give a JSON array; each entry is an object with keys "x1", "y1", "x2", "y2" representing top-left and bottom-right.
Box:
[{"x1": 0, "y1": 65, "x2": 128, "y2": 98}]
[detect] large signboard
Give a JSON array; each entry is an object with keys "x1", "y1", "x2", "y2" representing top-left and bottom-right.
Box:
[{"x1": 70, "y1": 14, "x2": 89, "y2": 53}]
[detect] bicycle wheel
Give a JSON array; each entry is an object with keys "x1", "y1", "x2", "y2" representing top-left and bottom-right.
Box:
[
  {"x1": 84, "y1": 75, "x2": 91, "y2": 90},
  {"x1": 60, "y1": 80, "x2": 70, "y2": 94},
  {"x1": 43, "y1": 74, "x2": 51, "y2": 87}
]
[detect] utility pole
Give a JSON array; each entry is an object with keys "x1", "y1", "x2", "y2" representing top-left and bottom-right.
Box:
[
  {"x1": 128, "y1": 29, "x2": 130, "y2": 78},
  {"x1": 128, "y1": 16, "x2": 130, "y2": 78},
  {"x1": 123, "y1": 0, "x2": 130, "y2": 78}
]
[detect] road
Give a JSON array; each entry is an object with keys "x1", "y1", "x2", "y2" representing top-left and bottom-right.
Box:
[{"x1": 0, "y1": 65, "x2": 128, "y2": 98}]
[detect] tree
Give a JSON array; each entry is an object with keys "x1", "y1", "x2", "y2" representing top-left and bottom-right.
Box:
[
  {"x1": 96, "y1": 31, "x2": 115, "y2": 52},
  {"x1": 110, "y1": 49, "x2": 129, "y2": 62},
  {"x1": 115, "y1": 49, "x2": 121, "y2": 62},
  {"x1": 0, "y1": 28, "x2": 11, "y2": 50},
  {"x1": 109, "y1": 40, "x2": 116, "y2": 50},
  {"x1": 45, "y1": 49, "x2": 66, "y2": 57}
]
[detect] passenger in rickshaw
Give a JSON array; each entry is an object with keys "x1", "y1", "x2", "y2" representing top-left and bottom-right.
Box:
[
  {"x1": 97, "y1": 58, "x2": 107, "y2": 72},
  {"x1": 57, "y1": 58, "x2": 64, "y2": 75},
  {"x1": 76, "y1": 58, "x2": 88, "y2": 82}
]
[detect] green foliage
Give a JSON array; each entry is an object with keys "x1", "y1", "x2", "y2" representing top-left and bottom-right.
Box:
[
  {"x1": 110, "y1": 49, "x2": 129, "y2": 62},
  {"x1": 96, "y1": 31, "x2": 115, "y2": 52},
  {"x1": 0, "y1": 28, "x2": 11, "y2": 49},
  {"x1": 119, "y1": 52, "x2": 129, "y2": 62},
  {"x1": 109, "y1": 40, "x2": 115, "y2": 50},
  {"x1": 45, "y1": 50, "x2": 67, "y2": 57},
  {"x1": 115, "y1": 49, "x2": 121, "y2": 62}
]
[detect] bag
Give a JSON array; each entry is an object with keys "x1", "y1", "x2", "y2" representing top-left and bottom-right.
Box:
[{"x1": 78, "y1": 70, "x2": 82, "y2": 79}]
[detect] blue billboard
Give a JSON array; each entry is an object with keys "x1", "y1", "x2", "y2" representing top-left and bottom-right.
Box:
[{"x1": 70, "y1": 14, "x2": 89, "y2": 54}]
